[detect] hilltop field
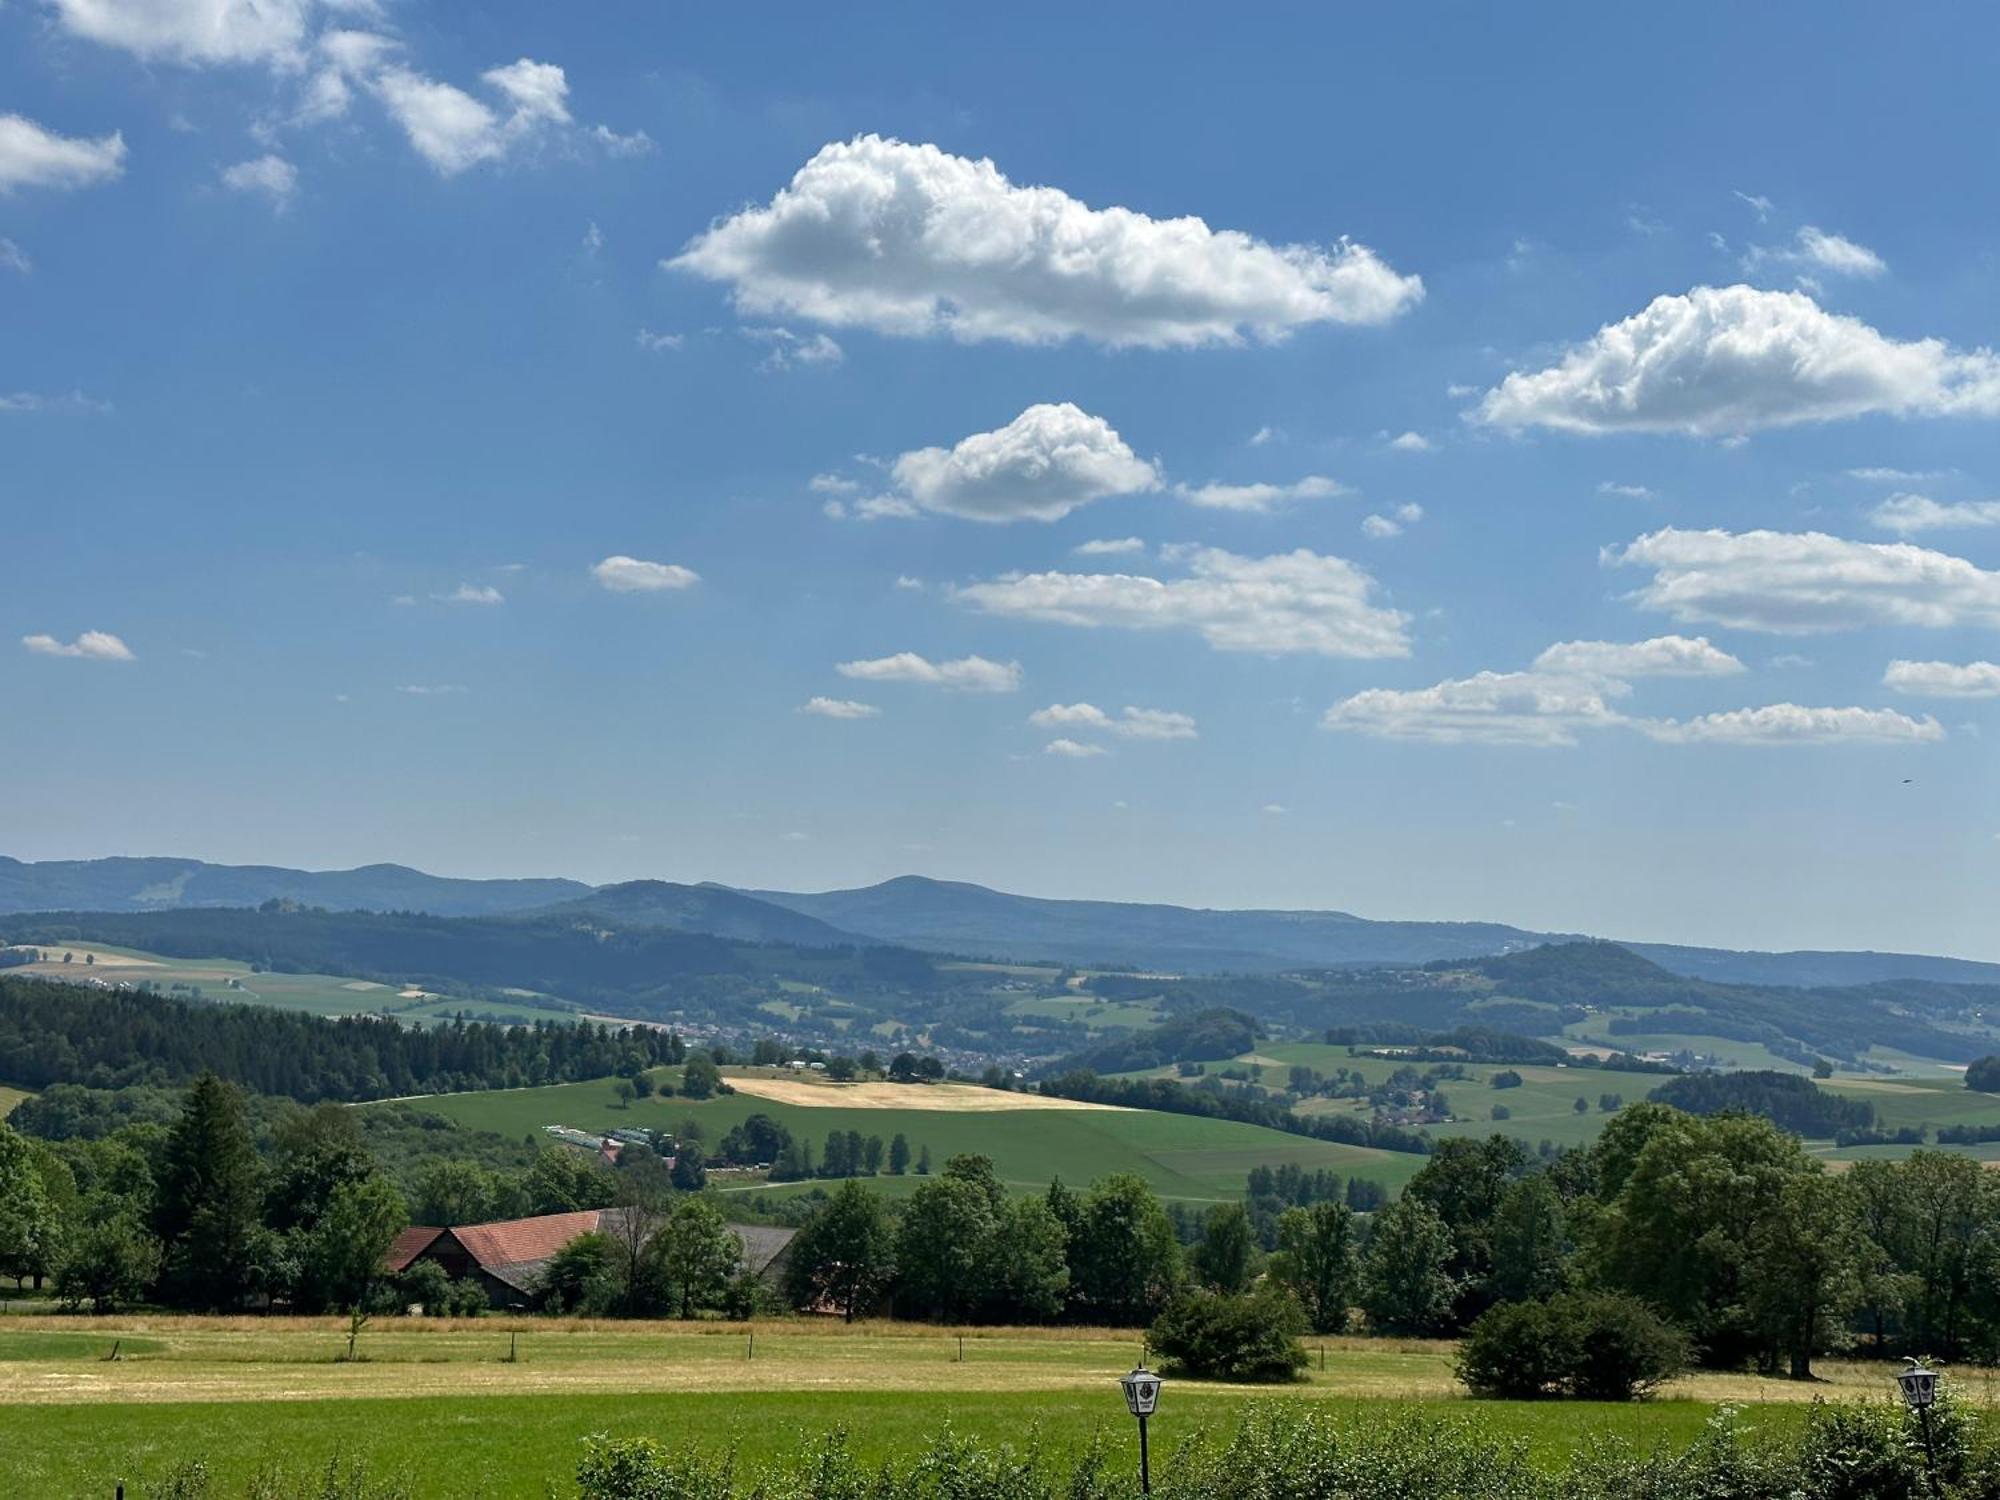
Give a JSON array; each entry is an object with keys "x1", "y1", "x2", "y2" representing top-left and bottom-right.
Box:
[
  {"x1": 405, "y1": 1067, "x2": 1429, "y2": 1202},
  {"x1": 0, "y1": 1314, "x2": 1935, "y2": 1499}
]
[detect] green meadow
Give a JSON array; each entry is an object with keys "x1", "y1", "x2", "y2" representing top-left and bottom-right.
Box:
[
  {"x1": 398, "y1": 1072, "x2": 1428, "y2": 1202},
  {"x1": 0, "y1": 1314, "x2": 1902, "y2": 1499}
]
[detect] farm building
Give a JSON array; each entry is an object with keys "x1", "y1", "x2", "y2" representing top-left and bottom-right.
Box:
[{"x1": 386, "y1": 1210, "x2": 794, "y2": 1309}]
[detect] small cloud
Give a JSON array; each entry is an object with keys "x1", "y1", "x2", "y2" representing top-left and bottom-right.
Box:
[
  {"x1": 1386, "y1": 431, "x2": 1433, "y2": 453},
  {"x1": 1176, "y1": 474, "x2": 1346, "y2": 513},
  {"x1": 0, "y1": 238, "x2": 30, "y2": 274},
  {"x1": 809, "y1": 473, "x2": 860, "y2": 496},
  {"x1": 782, "y1": 830, "x2": 811, "y2": 842},
  {"x1": 434, "y1": 583, "x2": 503, "y2": 605},
  {"x1": 1847, "y1": 466, "x2": 1951, "y2": 484},
  {"x1": 1770, "y1": 653, "x2": 1815, "y2": 670},
  {"x1": 1733, "y1": 189, "x2": 1774, "y2": 222},
  {"x1": 800, "y1": 696, "x2": 880, "y2": 719},
  {"x1": 742, "y1": 325, "x2": 844, "y2": 372},
  {"x1": 1261, "y1": 803, "x2": 1287, "y2": 815},
  {"x1": 1044, "y1": 737, "x2": 1107, "y2": 758},
  {"x1": 1625, "y1": 207, "x2": 1668, "y2": 237},
  {"x1": 22, "y1": 629, "x2": 134, "y2": 661},
  {"x1": 893, "y1": 575, "x2": 925, "y2": 592},
  {"x1": 1598, "y1": 481, "x2": 1655, "y2": 501},
  {"x1": 591, "y1": 555, "x2": 700, "y2": 592},
  {"x1": 0, "y1": 389, "x2": 112, "y2": 415},
  {"x1": 838, "y1": 652, "x2": 1021, "y2": 693},
  {"x1": 219, "y1": 154, "x2": 297, "y2": 210},
  {"x1": 1360, "y1": 513, "x2": 1404, "y2": 538},
  {"x1": 1249, "y1": 425, "x2": 1281, "y2": 446},
  {"x1": 581, "y1": 221, "x2": 604, "y2": 255},
  {"x1": 636, "y1": 328, "x2": 683, "y2": 353},
  {"x1": 1073, "y1": 537, "x2": 1146, "y2": 557},
  {"x1": 397, "y1": 683, "x2": 467, "y2": 695},
  {"x1": 1445, "y1": 382, "x2": 1478, "y2": 398}
]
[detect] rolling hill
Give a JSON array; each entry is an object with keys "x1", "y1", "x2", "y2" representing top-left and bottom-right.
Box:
[
  {"x1": 531, "y1": 880, "x2": 870, "y2": 948},
  {"x1": 0, "y1": 856, "x2": 587, "y2": 918}
]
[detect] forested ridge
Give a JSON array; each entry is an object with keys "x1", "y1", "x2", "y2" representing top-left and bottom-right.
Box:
[{"x1": 0, "y1": 974, "x2": 683, "y2": 1101}]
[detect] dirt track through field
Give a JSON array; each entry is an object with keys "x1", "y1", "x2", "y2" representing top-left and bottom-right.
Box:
[{"x1": 725, "y1": 1077, "x2": 1125, "y2": 1112}]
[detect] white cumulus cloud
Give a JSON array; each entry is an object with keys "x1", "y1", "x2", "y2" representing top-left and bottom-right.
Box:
[
  {"x1": 1608, "y1": 527, "x2": 2000, "y2": 634},
  {"x1": 799, "y1": 696, "x2": 881, "y2": 719},
  {"x1": 22, "y1": 629, "x2": 135, "y2": 661},
  {"x1": 1531, "y1": 635, "x2": 1745, "y2": 679},
  {"x1": 1387, "y1": 431, "x2": 1433, "y2": 452},
  {"x1": 955, "y1": 546, "x2": 1409, "y2": 658},
  {"x1": 670, "y1": 134, "x2": 1422, "y2": 349},
  {"x1": 836, "y1": 652, "x2": 1021, "y2": 693},
  {"x1": 1073, "y1": 537, "x2": 1146, "y2": 557},
  {"x1": 50, "y1": 0, "x2": 316, "y2": 65},
  {"x1": 1028, "y1": 703, "x2": 1197, "y2": 740},
  {"x1": 1642, "y1": 704, "x2": 1941, "y2": 745},
  {"x1": 1175, "y1": 474, "x2": 1344, "y2": 513},
  {"x1": 1746, "y1": 226, "x2": 1887, "y2": 280},
  {"x1": 1324, "y1": 634, "x2": 1910, "y2": 749},
  {"x1": 1883, "y1": 660, "x2": 2000, "y2": 698},
  {"x1": 220, "y1": 153, "x2": 297, "y2": 208},
  {"x1": 1868, "y1": 493, "x2": 2000, "y2": 534},
  {"x1": 1044, "y1": 737, "x2": 1107, "y2": 759},
  {"x1": 883, "y1": 402, "x2": 1158, "y2": 523},
  {"x1": 592, "y1": 556, "x2": 700, "y2": 593},
  {"x1": 0, "y1": 114, "x2": 126, "y2": 194},
  {"x1": 434, "y1": 583, "x2": 503, "y2": 605},
  {"x1": 1476, "y1": 285, "x2": 2000, "y2": 438}
]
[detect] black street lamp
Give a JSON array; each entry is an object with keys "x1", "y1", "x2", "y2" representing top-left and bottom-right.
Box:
[
  {"x1": 1896, "y1": 1357, "x2": 1943, "y2": 1500},
  {"x1": 1120, "y1": 1364, "x2": 1161, "y2": 1493}
]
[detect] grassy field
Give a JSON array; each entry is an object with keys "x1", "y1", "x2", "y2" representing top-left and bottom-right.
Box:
[
  {"x1": 0, "y1": 1083, "x2": 28, "y2": 1118},
  {"x1": 1, "y1": 942, "x2": 580, "y2": 1027},
  {"x1": 0, "y1": 1313, "x2": 1936, "y2": 1498},
  {"x1": 398, "y1": 1070, "x2": 1429, "y2": 1202}
]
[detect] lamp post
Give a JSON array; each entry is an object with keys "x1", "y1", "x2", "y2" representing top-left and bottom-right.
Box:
[
  {"x1": 1120, "y1": 1364, "x2": 1161, "y2": 1494},
  {"x1": 1896, "y1": 1357, "x2": 1943, "y2": 1500}
]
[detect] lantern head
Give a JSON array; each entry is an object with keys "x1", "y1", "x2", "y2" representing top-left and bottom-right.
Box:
[
  {"x1": 1121, "y1": 1365, "x2": 1161, "y2": 1417},
  {"x1": 1898, "y1": 1359, "x2": 1939, "y2": 1410}
]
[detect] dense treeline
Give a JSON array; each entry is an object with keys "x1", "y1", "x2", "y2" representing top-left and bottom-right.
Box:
[
  {"x1": 1646, "y1": 1068, "x2": 1874, "y2": 1136},
  {"x1": 0, "y1": 974, "x2": 683, "y2": 1101},
  {"x1": 1037, "y1": 1069, "x2": 1433, "y2": 1153},
  {"x1": 1050, "y1": 1006, "x2": 1260, "y2": 1074}
]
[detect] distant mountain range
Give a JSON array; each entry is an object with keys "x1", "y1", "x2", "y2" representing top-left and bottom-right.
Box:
[{"x1": 5, "y1": 854, "x2": 1997, "y2": 990}]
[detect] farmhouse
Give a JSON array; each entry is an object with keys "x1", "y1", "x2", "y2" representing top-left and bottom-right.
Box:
[{"x1": 386, "y1": 1210, "x2": 795, "y2": 1309}]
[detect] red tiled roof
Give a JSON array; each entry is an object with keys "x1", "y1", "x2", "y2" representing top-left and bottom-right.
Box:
[
  {"x1": 385, "y1": 1225, "x2": 444, "y2": 1273},
  {"x1": 451, "y1": 1209, "x2": 607, "y2": 1274}
]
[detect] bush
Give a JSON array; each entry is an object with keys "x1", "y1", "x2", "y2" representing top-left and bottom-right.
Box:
[
  {"x1": 1147, "y1": 1284, "x2": 1307, "y2": 1383},
  {"x1": 1968, "y1": 1056, "x2": 2000, "y2": 1093},
  {"x1": 1457, "y1": 1291, "x2": 1686, "y2": 1401}
]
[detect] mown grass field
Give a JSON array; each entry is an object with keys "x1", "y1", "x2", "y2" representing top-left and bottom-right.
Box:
[
  {"x1": 0, "y1": 1083, "x2": 29, "y2": 1118},
  {"x1": 399, "y1": 1072, "x2": 1429, "y2": 1202},
  {"x1": 2, "y1": 942, "x2": 581, "y2": 1027},
  {"x1": 0, "y1": 1314, "x2": 1941, "y2": 1499}
]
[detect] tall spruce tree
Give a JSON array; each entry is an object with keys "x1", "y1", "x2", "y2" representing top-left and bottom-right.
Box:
[{"x1": 154, "y1": 1073, "x2": 265, "y2": 1309}]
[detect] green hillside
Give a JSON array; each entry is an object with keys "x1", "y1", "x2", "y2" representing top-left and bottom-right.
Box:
[{"x1": 400, "y1": 1072, "x2": 1426, "y2": 1203}]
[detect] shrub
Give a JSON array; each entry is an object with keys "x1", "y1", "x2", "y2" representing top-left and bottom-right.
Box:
[
  {"x1": 1458, "y1": 1291, "x2": 1685, "y2": 1401},
  {"x1": 1147, "y1": 1283, "x2": 1307, "y2": 1383},
  {"x1": 1491, "y1": 1071, "x2": 1523, "y2": 1090}
]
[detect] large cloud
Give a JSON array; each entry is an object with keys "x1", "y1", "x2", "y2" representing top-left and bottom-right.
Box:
[
  {"x1": 1883, "y1": 660, "x2": 2000, "y2": 698},
  {"x1": 0, "y1": 114, "x2": 126, "y2": 193},
  {"x1": 1323, "y1": 633, "x2": 1931, "y2": 748},
  {"x1": 956, "y1": 547, "x2": 1409, "y2": 658},
  {"x1": 1608, "y1": 527, "x2": 2000, "y2": 634},
  {"x1": 1476, "y1": 285, "x2": 2000, "y2": 437},
  {"x1": 50, "y1": 0, "x2": 315, "y2": 65},
  {"x1": 1641, "y1": 704, "x2": 1941, "y2": 745},
  {"x1": 671, "y1": 135, "x2": 1422, "y2": 348},
  {"x1": 835, "y1": 652, "x2": 1021, "y2": 693},
  {"x1": 884, "y1": 403, "x2": 1158, "y2": 522}
]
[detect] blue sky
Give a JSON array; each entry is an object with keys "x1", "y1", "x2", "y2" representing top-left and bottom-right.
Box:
[{"x1": 6, "y1": 3, "x2": 2000, "y2": 958}]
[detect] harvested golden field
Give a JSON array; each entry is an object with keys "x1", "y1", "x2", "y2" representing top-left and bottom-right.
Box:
[{"x1": 725, "y1": 1075, "x2": 1124, "y2": 1112}]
